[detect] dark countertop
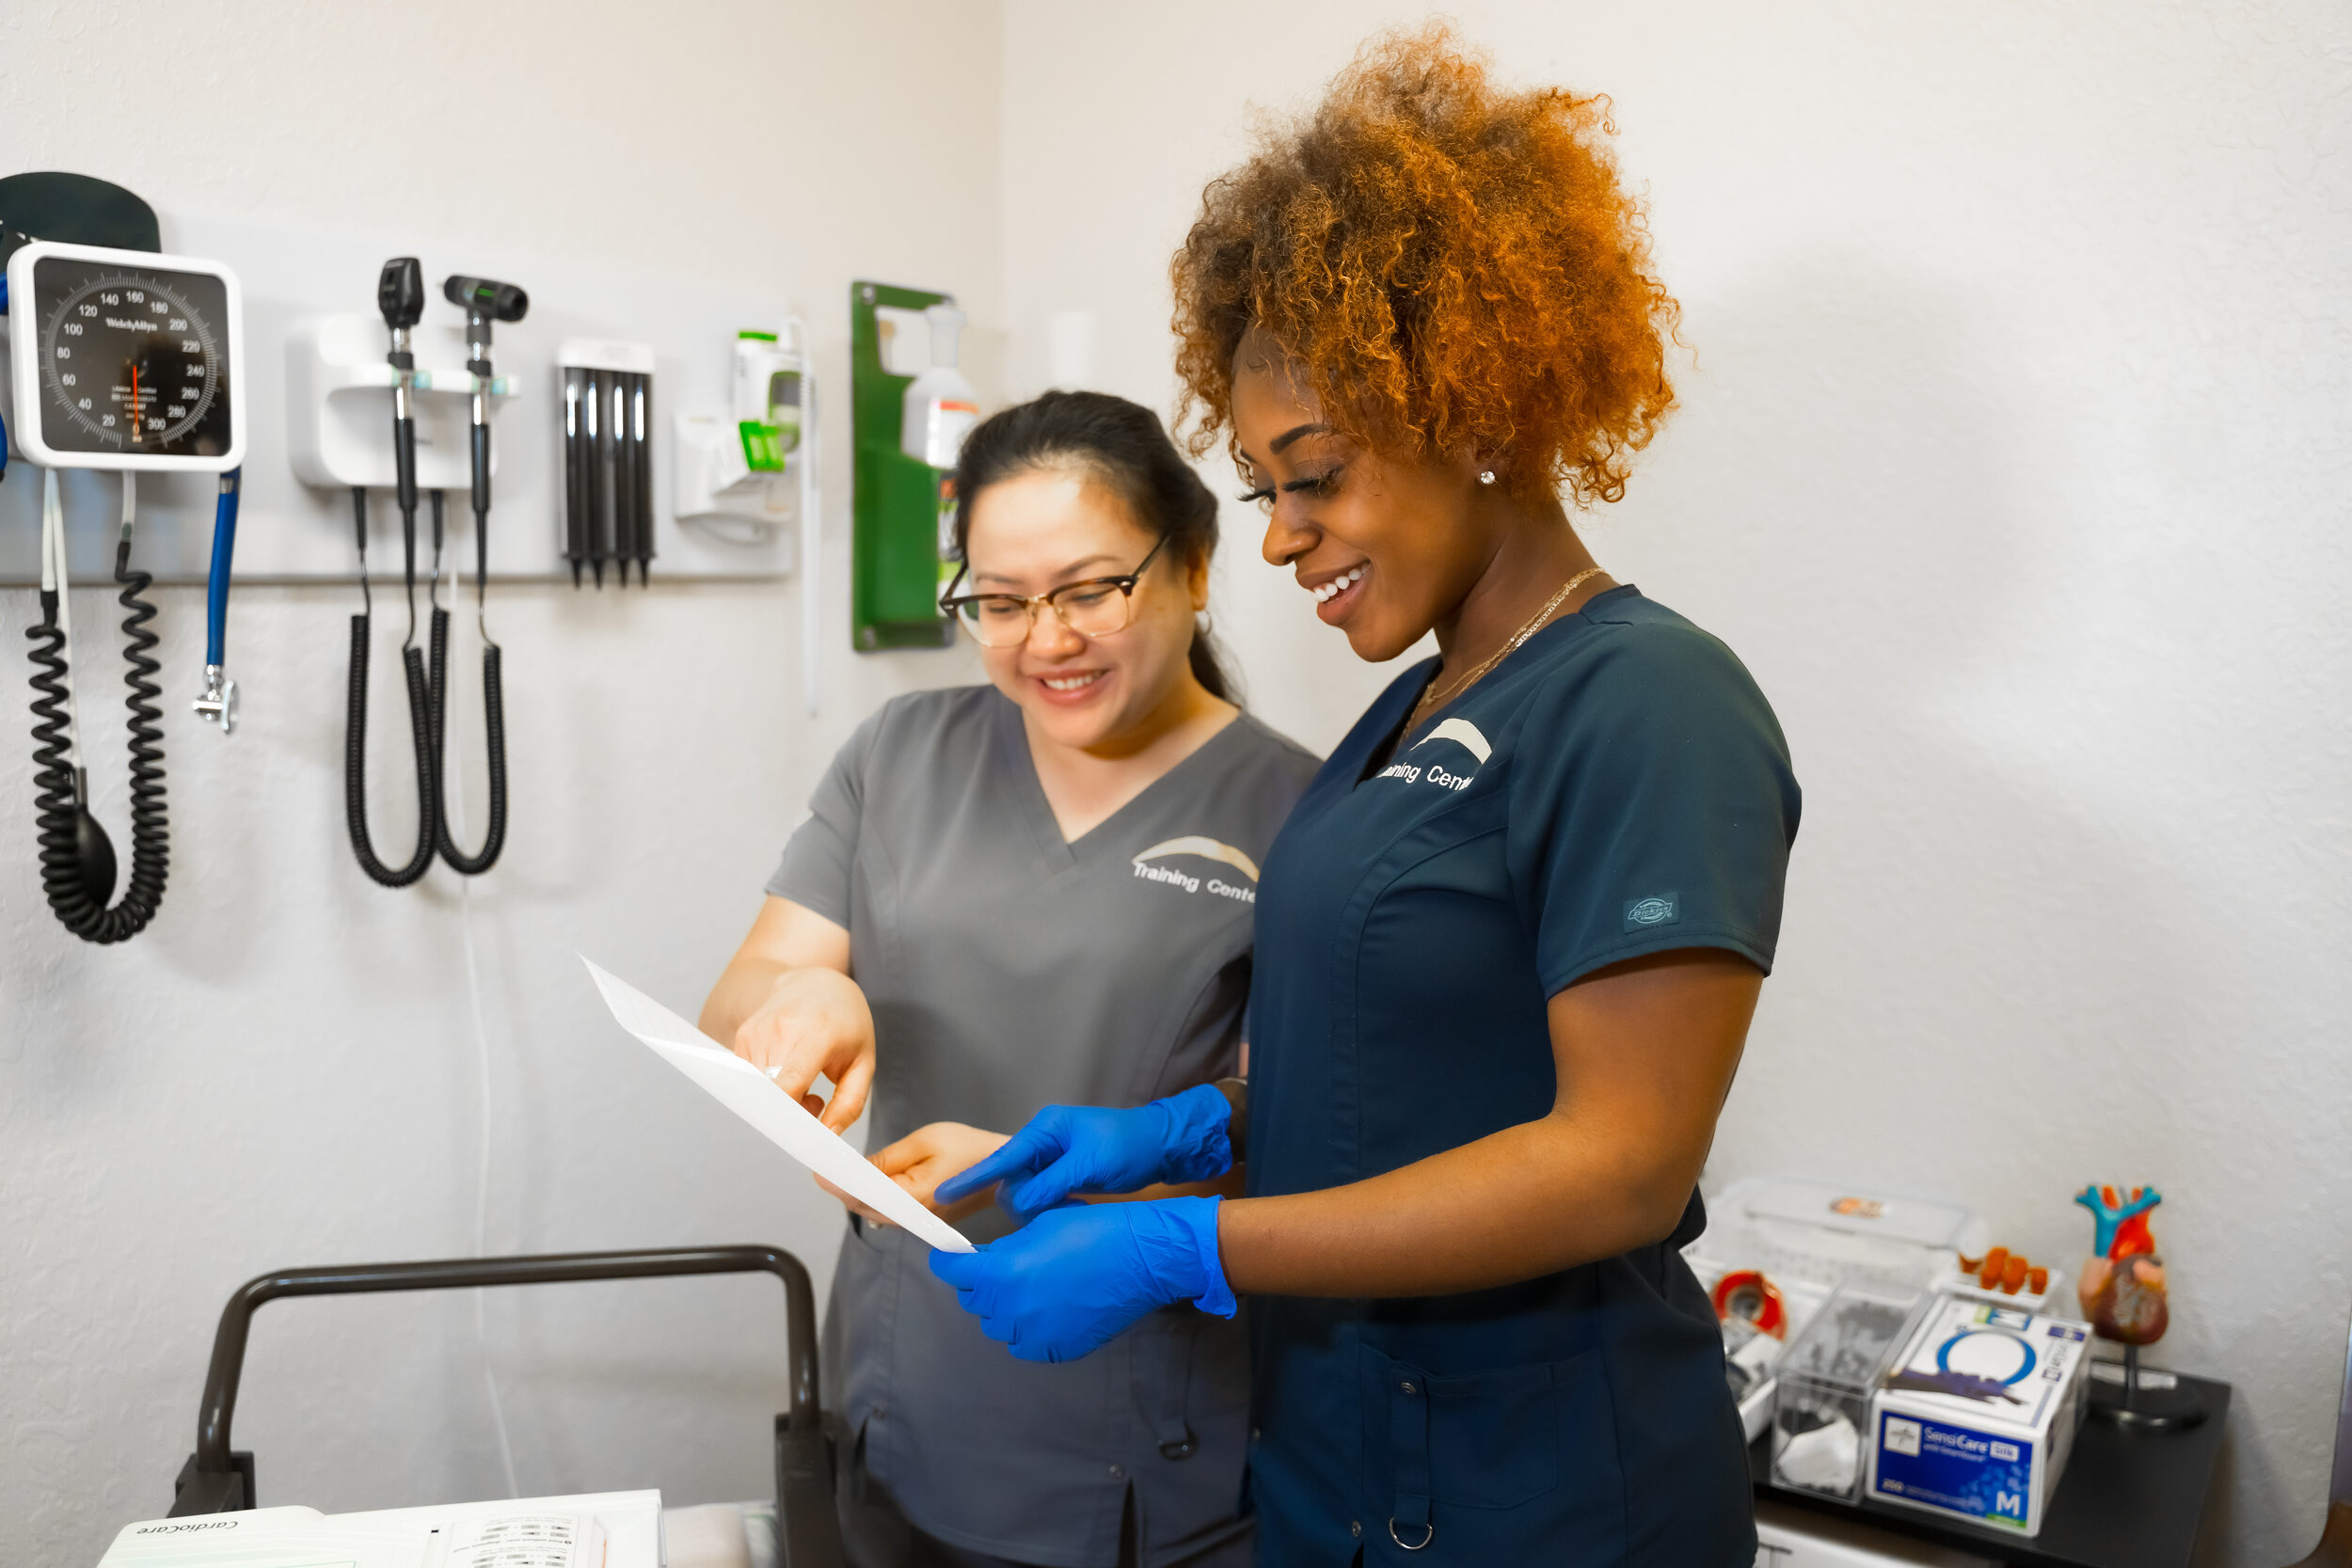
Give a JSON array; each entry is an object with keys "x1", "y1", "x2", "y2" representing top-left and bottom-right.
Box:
[{"x1": 1751, "y1": 1373, "x2": 2232, "y2": 1568}]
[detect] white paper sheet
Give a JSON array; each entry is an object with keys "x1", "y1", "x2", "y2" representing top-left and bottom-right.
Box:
[{"x1": 582, "y1": 957, "x2": 976, "y2": 1253}]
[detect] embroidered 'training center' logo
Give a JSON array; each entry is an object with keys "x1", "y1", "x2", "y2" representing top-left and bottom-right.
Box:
[
  {"x1": 1375, "y1": 717, "x2": 1493, "y2": 790},
  {"x1": 1131, "y1": 837, "x2": 1261, "y2": 903}
]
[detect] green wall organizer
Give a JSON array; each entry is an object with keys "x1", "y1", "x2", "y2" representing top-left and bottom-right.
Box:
[{"x1": 850, "y1": 279, "x2": 957, "y2": 651}]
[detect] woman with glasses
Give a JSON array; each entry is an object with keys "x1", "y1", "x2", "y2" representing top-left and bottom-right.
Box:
[
  {"x1": 929, "y1": 32, "x2": 1800, "y2": 1566},
  {"x1": 701, "y1": 389, "x2": 1315, "y2": 1568}
]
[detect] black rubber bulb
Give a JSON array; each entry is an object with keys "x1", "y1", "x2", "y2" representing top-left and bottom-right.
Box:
[{"x1": 73, "y1": 800, "x2": 118, "y2": 907}]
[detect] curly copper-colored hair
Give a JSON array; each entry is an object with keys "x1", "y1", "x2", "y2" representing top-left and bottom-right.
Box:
[{"x1": 1171, "y1": 26, "x2": 1678, "y2": 506}]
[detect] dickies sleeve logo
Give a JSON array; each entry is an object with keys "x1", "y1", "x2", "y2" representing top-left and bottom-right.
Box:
[
  {"x1": 1623, "y1": 893, "x2": 1680, "y2": 930},
  {"x1": 1132, "y1": 837, "x2": 1262, "y2": 902}
]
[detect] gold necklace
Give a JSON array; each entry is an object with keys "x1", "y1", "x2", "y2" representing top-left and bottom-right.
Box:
[{"x1": 1406, "y1": 565, "x2": 1606, "y2": 733}]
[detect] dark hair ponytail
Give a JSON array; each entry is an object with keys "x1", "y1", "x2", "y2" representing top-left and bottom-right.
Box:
[{"x1": 951, "y1": 389, "x2": 1236, "y2": 703}]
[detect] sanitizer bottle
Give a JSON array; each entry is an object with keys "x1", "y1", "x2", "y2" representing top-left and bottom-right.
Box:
[{"x1": 899, "y1": 305, "x2": 979, "y2": 470}]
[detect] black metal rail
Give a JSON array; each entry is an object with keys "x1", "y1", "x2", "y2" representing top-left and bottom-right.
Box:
[{"x1": 167, "y1": 1245, "x2": 841, "y2": 1566}]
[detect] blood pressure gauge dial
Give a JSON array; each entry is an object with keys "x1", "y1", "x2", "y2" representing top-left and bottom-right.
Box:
[{"x1": 5, "y1": 240, "x2": 245, "y2": 472}]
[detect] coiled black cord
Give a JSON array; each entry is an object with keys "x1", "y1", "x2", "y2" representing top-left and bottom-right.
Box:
[
  {"x1": 24, "y1": 546, "x2": 170, "y2": 943},
  {"x1": 26, "y1": 601, "x2": 79, "y2": 908},
  {"x1": 427, "y1": 607, "x2": 507, "y2": 874},
  {"x1": 429, "y1": 488, "x2": 507, "y2": 875},
  {"x1": 343, "y1": 487, "x2": 439, "y2": 886}
]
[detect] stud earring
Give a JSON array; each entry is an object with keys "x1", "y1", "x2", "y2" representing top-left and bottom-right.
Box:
[{"x1": 1478, "y1": 470, "x2": 1496, "y2": 485}]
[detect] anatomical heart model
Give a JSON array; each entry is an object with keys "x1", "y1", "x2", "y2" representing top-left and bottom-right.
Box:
[
  {"x1": 2076, "y1": 1185, "x2": 2167, "y2": 1344},
  {"x1": 2074, "y1": 1184, "x2": 2205, "y2": 1429}
]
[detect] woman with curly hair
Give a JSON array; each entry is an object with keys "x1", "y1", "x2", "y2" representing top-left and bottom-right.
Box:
[{"x1": 933, "y1": 30, "x2": 1797, "y2": 1563}]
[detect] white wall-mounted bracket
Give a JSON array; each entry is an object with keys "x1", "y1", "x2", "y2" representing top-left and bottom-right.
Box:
[{"x1": 285, "y1": 314, "x2": 523, "y2": 492}]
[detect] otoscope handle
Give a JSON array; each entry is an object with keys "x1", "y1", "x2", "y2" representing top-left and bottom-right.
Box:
[
  {"x1": 392, "y1": 413, "x2": 418, "y2": 521},
  {"x1": 469, "y1": 420, "x2": 491, "y2": 520}
]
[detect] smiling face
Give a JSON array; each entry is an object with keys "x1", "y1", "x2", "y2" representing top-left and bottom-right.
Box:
[
  {"x1": 961, "y1": 464, "x2": 1212, "y2": 753},
  {"x1": 1230, "y1": 335, "x2": 1500, "y2": 664}
]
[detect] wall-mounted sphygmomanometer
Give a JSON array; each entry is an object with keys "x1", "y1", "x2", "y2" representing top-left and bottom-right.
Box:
[{"x1": 0, "y1": 170, "x2": 246, "y2": 944}]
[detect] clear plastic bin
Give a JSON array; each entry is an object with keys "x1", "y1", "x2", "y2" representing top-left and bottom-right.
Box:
[
  {"x1": 1771, "y1": 1277, "x2": 1930, "y2": 1500},
  {"x1": 1689, "y1": 1178, "x2": 1979, "y2": 1445}
]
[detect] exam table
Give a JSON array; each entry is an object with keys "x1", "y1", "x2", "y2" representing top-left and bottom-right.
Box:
[{"x1": 162, "y1": 1245, "x2": 847, "y2": 1567}]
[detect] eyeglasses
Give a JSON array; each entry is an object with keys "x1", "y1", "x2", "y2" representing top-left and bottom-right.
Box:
[{"x1": 939, "y1": 536, "x2": 1168, "y2": 648}]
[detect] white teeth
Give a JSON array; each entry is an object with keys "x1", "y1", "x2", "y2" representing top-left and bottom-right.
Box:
[
  {"x1": 1041, "y1": 673, "x2": 1102, "y2": 691},
  {"x1": 1311, "y1": 566, "x2": 1365, "y2": 603}
]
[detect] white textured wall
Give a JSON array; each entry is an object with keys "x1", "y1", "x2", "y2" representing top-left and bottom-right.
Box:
[
  {"x1": 0, "y1": 3, "x2": 993, "y2": 1562},
  {"x1": 8, "y1": 5, "x2": 2346, "y2": 1564},
  {"x1": 998, "y1": 3, "x2": 2351, "y2": 1563}
]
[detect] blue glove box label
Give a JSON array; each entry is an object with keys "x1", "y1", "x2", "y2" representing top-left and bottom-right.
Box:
[{"x1": 1870, "y1": 1411, "x2": 2034, "y2": 1529}]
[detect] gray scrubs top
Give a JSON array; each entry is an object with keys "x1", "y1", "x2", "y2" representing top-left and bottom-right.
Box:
[{"x1": 766, "y1": 685, "x2": 1318, "y2": 1568}]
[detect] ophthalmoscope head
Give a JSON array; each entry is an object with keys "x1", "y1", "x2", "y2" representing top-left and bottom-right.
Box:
[{"x1": 377, "y1": 257, "x2": 426, "y2": 332}]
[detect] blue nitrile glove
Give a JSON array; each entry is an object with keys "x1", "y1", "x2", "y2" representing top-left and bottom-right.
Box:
[
  {"x1": 934, "y1": 1083, "x2": 1233, "y2": 1224},
  {"x1": 929, "y1": 1195, "x2": 1234, "y2": 1363}
]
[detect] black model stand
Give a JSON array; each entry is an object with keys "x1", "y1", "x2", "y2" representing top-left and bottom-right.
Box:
[
  {"x1": 166, "y1": 1245, "x2": 845, "y2": 1568},
  {"x1": 2090, "y1": 1343, "x2": 2211, "y2": 1433}
]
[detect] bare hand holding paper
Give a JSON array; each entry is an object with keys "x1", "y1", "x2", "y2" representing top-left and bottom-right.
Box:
[{"x1": 582, "y1": 957, "x2": 977, "y2": 1253}]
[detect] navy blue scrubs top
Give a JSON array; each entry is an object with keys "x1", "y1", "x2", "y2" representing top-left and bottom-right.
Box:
[{"x1": 1244, "y1": 586, "x2": 1801, "y2": 1566}]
